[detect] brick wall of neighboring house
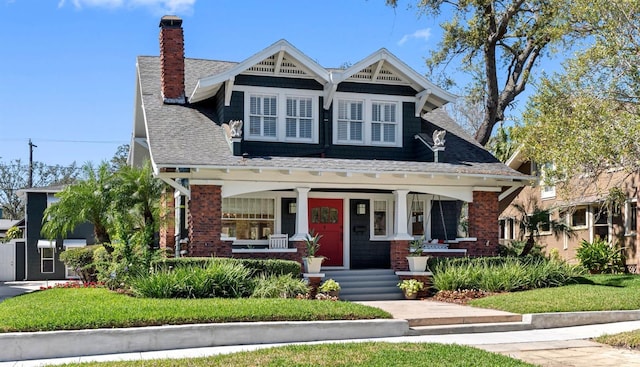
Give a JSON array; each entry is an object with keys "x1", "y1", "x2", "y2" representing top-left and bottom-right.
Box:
[
  {"x1": 159, "y1": 187, "x2": 176, "y2": 254},
  {"x1": 390, "y1": 240, "x2": 410, "y2": 271},
  {"x1": 468, "y1": 191, "x2": 499, "y2": 256},
  {"x1": 187, "y1": 185, "x2": 232, "y2": 257}
]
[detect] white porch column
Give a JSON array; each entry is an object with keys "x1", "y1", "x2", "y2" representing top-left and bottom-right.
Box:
[
  {"x1": 291, "y1": 187, "x2": 310, "y2": 241},
  {"x1": 393, "y1": 189, "x2": 413, "y2": 240},
  {"x1": 425, "y1": 196, "x2": 433, "y2": 240}
]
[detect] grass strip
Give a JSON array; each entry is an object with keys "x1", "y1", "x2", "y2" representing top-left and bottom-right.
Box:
[
  {"x1": 469, "y1": 274, "x2": 640, "y2": 314},
  {"x1": 57, "y1": 342, "x2": 535, "y2": 367},
  {"x1": 0, "y1": 288, "x2": 390, "y2": 333},
  {"x1": 596, "y1": 331, "x2": 640, "y2": 350}
]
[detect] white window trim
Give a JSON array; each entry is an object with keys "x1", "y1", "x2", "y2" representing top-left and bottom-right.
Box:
[
  {"x1": 221, "y1": 195, "x2": 277, "y2": 241},
  {"x1": 237, "y1": 86, "x2": 321, "y2": 144},
  {"x1": 538, "y1": 162, "x2": 556, "y2": 200},
  {"x1": 625, "y1": 199, "x2": 637, "y2": 236},
  {"x1": 41, "y1": 247, "x2": 55, "y2": 274},
  {"x1": 569, "y1": 207, "x2": 588, "y2": 230},
  {"x1": 370, "y1": 199, "x2": 395, "y2": 240},
  {"x1": 333, "y1": 92, "x2": 408, "y2": 148}
]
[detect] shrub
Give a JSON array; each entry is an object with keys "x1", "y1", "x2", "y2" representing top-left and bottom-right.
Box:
[
  {"x1": 251, "y1": 275, "x2": 309, "y2": 298},
  {"x1": 131, "y1": 261, "x2": 253, "y2": 298},
  {"x1": 59, "y1": 245, "x2": 101, "y2": 283},
  {"x1": 432, "y1": 257, "x2": 582, "y2": 292},
  {"x1": 576, "y1": 238, "x2": 625, "y2": 274},
  {"x1": 152, "y1": 257, "x2": 301, "y2": 278}
]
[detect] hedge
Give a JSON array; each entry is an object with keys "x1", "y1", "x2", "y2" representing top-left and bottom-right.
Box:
[{"x1": 152, "y1": 257, "x2": 301, "y2": 278}]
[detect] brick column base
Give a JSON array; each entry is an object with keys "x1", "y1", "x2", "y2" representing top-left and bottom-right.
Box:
[
  {"x1": 390, "y1": 240, "x2": 410, "y2": 271},
  {"x1": 467, "y1": 191, "x2": 500, "y2": 256}
]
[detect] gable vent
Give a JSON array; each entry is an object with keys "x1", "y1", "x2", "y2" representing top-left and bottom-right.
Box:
[{"x1": 247, "y1": 55, "x2": 309, "y2": 76}]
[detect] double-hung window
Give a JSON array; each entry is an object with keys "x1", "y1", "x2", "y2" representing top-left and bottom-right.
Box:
[
  {"x1": 334, "y1": 93, "x2": 403, "y2": 147},
  {"x1": 241, "y1": 86, "x2": 319, "y2": 143},
  {"x1": 337, "y1": 100, "x2": 364, "y2": 143},
  {"x1": 286, "y1": 97, "x2": 313, "y2": 140},
  {"x1": 249, "y1": 95, "x2": 277, "y2": 139},
  {"x1": 371, "y1": 102, "x2": 397, "y2": 144}
]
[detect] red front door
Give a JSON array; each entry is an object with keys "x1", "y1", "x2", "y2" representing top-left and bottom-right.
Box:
[{"x1": 308, "y1": 198, "x2": 343, "y2": 266}]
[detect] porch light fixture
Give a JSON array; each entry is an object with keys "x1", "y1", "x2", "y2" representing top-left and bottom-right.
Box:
[
  {"x1": 357, "y1": 203, "x2": 366, "y2": 215},
  {"x1": 289, "y1": 202, "x2": 297, "y2": 214}
]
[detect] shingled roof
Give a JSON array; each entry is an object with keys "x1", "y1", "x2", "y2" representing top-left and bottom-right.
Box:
[{"x1": 137, "y1": 56, "x2": 527, "y2": 179}]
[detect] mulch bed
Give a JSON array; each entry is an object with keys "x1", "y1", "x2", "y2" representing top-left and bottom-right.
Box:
[{"x1": 431, "y1": 289, "x2": 502, "y2": 304}]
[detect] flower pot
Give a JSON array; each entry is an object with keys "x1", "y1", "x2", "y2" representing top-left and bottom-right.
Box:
[
  {"x1": 406, "y1": 256, "x2": 428, "y2": 272},
  {"x1": 403, "y1": 291, "x2": 418, "y2": 300},
  {"x1": 303, "y1": 257, "x2": 323, "y2": 273}
]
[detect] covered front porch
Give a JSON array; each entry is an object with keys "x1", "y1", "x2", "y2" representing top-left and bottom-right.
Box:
[{"x1": 159, "y1": 166, "x2": 508, "y2": 271}]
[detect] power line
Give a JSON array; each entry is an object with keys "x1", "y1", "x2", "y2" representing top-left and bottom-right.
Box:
[{"x1": 0, "y1": 138, "x2": 127, "y2": 144}]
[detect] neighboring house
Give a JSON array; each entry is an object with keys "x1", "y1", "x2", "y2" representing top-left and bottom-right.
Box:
[
  {"x1": 499, "y1": 149, "x2": 640, "y2": 272},
  {"x1": 16, "y1": 185, "x2": 95, "y2": 280},
  {"x1": 129, "y1": 16, "x2": 530, "y2": 271},
  {"x1": 0, "y1": 218, "x2": 23, "y2": 281}
]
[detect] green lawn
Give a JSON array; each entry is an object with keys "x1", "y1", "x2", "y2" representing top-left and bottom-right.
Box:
[
  {"x1": 469, "y1": 274, "x2": 640, "y2": 314},
  {"x1": 57, "y1": 342, "x2": 534, "y2": 367},
  {"x1": 0, "y1": 288, "x2": 390, "y2": 333}
]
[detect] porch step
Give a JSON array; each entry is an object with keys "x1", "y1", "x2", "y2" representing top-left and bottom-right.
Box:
[{"x1": 322, "y1": 269, "x2": 404, "y2": 301}]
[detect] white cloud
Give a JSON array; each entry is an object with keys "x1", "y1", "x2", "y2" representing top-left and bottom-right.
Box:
[
  {"x1": 397, "y1": 28, "x2": 432, "y2": 46},
  {"x1": 58, "y1": 0, "x2": 195, "y2": 14}
]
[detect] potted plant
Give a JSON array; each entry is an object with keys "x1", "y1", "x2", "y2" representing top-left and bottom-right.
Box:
[
  {"x1": 318, "y1": 278, "x2": 340, "y2": 298},
  {"x1": 406, "y1": 237, "x2": 429, "y2": 272},
  {"x1": 397, "y1": 279, "x2": 424, "y2": 299},
  {"x1": 303, "y1": 230, "x2": 324, "y2": 273}
]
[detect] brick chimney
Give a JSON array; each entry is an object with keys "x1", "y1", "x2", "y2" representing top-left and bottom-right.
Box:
[{"x1": 159, "y1": 15, "x2": 185, "y2": 104}]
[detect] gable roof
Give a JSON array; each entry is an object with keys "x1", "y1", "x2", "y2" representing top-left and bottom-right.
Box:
[
  {"x1": 189, "y1": 40, "x2": 330, "y2": 104},
  {"x1": 186, "y1": 39, "x2": 456, "y2": 114},
  {"x1": 134, "y1": 54, "x2": 527, "y2": 181}
]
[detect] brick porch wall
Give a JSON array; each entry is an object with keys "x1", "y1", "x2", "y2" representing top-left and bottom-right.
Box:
[
  {"x1": 159, "y1": 187, "x2": 176, "y2": 253},
  {"x1": 467, "y1": 191, "x2": 499, "y2": 256},
  {"x1": 233, "y1": 241, "x2": 305, "y2": 264},
  {"x1": 187, "y1": 185, "x2": 232, "y2": 257}
]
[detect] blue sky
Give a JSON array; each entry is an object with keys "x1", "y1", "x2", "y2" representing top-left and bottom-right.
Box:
[{"x1": 0, "y1": 0, "x2": 455, "y2": 166}]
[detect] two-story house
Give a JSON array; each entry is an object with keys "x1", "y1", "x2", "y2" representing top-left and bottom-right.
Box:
[
  {"x1": 500, "y1": 149, "x2": 640, "y2": 271},
  {"x1": 129, "y1": 16, "x2": 530, "y2": 272}
]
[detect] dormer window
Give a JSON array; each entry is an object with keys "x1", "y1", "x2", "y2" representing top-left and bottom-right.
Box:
[
  {"x1": 337, "y1": 100, "x2": 364, "y2": 143},
  {"x1": 371, "y1": 102, "x2": 397, "y2": 144},
  {"x1": 240, "y1": 86, "x2": 319, "y2": 143},
  {"x1": 333, "y1": 92, "x2": 402, "y2": 147},
  {"x1": 249, "y1": 94, "x2": 277, "y2": 139}
]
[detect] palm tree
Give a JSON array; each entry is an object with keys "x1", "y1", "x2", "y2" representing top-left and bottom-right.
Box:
[
  {"x1": 512, "y1": 202, "x2": 573, "y2": 257},
  {"x1": 110, "y1": 161, "x2": 164, "y2": 251},
  {"x1": 42, "y1": 162, "x2": 114, "y2": 249}
]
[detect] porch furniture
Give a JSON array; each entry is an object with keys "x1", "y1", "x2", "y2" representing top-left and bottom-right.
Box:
[{"x1": 268, "y1": 234, "x2": 288, "y2": 249}]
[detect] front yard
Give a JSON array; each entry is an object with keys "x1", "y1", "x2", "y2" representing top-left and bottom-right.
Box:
[
  {"x1": 468, "y1": 275, "x2": 640, "y2": 314},
  {"x1": 0, "y1": 287, "x2": 390, "y2": 333}
]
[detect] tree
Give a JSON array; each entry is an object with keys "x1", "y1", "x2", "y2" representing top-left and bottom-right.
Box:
[
  {"x1": 386, "y1": 0, "x2": 580, "y2": 145},
  {"x1": 110, "y1": 160, "x2": 164, "y2": 251},
  {"x1": 110, "y1": 144, "x2": 130, "y2": 172},
  {"x1": 512, "y1": 202, "x2": 572, "y2": 256},
  {"x1": 515, "y1": 0, "x2": 640, "y2": 181},
  {"x1": 444, "y1": 95, "x2": 485, "y2": 137},
  {"x1": 42, "y1": 162, "x2": 114, "y2": 247},
  {"x1": 0, "y1": 159, "x2": 79, "y2": 219},
  {"x1": 486, "y1": 123, "x2": 516, "y2": 163}
]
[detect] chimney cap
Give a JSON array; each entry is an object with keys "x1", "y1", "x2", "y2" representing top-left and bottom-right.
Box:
[{"x1": 159, "y1": 15, "x2": 182, "y2": 28}]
